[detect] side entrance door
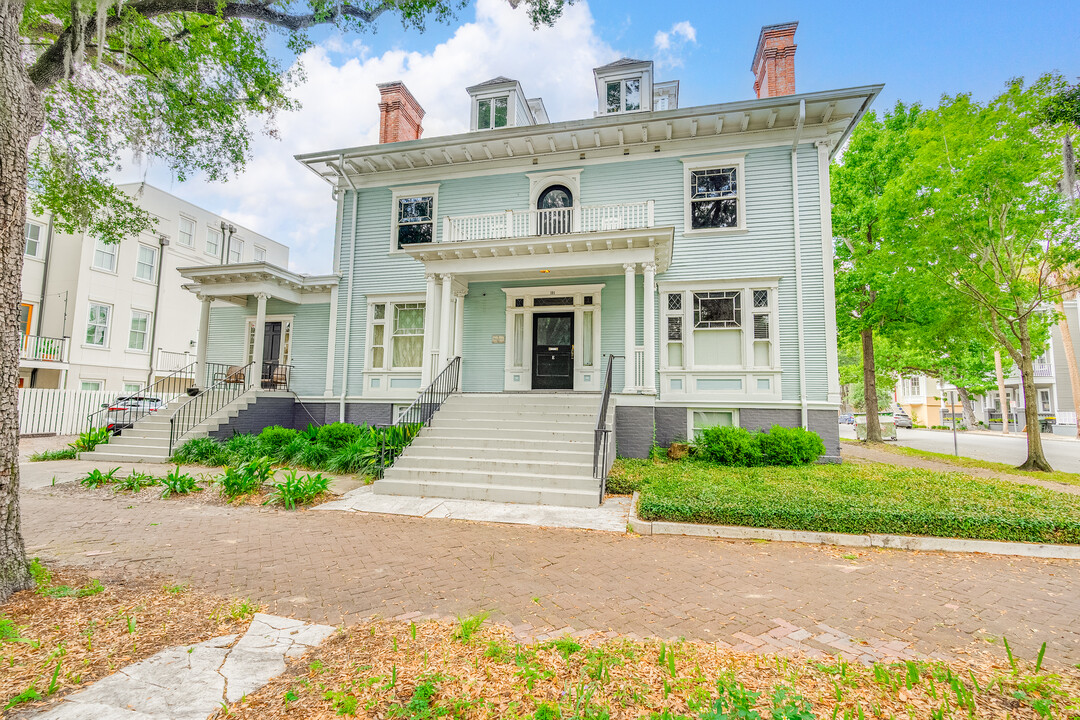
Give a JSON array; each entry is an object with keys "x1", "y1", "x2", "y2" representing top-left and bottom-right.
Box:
[
  {"x1": 262, "y1": 322, "x2": 283, "y2": 387},
  {"x1": 532, "y1": 312, "x2": 574, "y2": 390}
]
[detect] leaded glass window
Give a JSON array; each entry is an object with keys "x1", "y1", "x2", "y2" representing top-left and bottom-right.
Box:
[
  {"x1": 690, "y1": 167, "x2": 739, "y2": 229},
  {"x1": 392, "y1": 302, "x2": 425, "y2": 368},
  {"x1": 693, "y1": 291, "x2": 741, "y2": 328},
  {"x1": 396, "y1": 196, "x2": 433, "y2": 248}
]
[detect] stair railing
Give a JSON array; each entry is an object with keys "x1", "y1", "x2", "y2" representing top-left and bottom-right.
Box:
[
  {"x1": 376, "y1": 356, "x2": 461, "y2": 478},
  {"x1": 167, "y1": 361, "x2": 254, "y2": 457},
  {"x1": 593, "y1": 354, "x2": 620, "y2": 501},
  {"x1": 87, "y1": 360, "x2": 197, "y2": 434}
]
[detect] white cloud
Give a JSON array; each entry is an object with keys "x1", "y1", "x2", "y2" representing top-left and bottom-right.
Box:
[
  {"x1": 136, "y1": 0, "x2": 616, "y2": 274},
  {"x1": 653, "y1": 20, "x2": 696, "y2": 69}
]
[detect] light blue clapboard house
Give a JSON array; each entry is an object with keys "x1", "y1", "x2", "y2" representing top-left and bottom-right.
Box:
[{"x1": 166, "y1": 23, "x2": 881, "y2": 506}]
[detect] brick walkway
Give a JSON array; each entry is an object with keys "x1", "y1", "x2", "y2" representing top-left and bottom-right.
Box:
[{"x1": 20, "y1": 489, "x2": 1080, "y2": 667}]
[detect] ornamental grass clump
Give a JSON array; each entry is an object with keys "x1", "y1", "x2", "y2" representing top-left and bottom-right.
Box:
[{"x1": 263, "y1": 470, "x2": 331, "y2": 509}]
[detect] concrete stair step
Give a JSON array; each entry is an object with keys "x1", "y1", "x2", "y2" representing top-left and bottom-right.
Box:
[
  {"x1": 427, "y1": 418, "x2": 594, "y2": 432},
  {"x1": 81, "y1": 449, "x2": 171, "y2": 463},
  {"x1": 381, "y1": 467, "x2": 597, "y2": 491},
  {"x1": 409, "y1": 435, "x2": 592, "y2": 450},
  {"x1": 434, "y1": 409, "x2": 596, "y2": 421},
  {"x1": 373, "y1": 478, "x2": 599, "y2": 507},
  {"x1": 422, "y1": 427, "x2": 593, "y2": 441},
  {"x1": 392, "y1": 455, "x2": 592, "y2": 476},
  {"x1": 403, "y1": 445, "x2": 594, "y2": 463}
]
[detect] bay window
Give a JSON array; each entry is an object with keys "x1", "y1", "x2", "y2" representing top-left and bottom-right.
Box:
[{"x1": 661, "y1": 283, "x2": 777, "y2": 373}]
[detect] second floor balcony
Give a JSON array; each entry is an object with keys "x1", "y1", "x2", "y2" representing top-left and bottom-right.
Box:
[
  {"x1": 20, "y1": 335, "x2": 69, "y2": 365},
  {"x1": 442, "y1": 200, "x2": 655, "y2": 243}
]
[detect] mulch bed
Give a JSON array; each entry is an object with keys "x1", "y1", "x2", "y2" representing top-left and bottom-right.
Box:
[{"x1": 1, "y1": 564, "x2": 259, "y2": 714}]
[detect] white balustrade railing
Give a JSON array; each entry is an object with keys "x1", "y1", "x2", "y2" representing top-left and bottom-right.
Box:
[
  {"x1": 443, "y1": 200, "x2": 655, "y2": 243},
  {"x1": 633, "y1": 346, "x2": 646, "y2": 391},
  {"x1": 157, "y1": 349, "x2": 196, "y2": 374},
  {"x1": 20, "y1": 335, "x2": 69, "y2": 363},
  {"x1": 1056, "y1": 411, "x2": 1077, "y2": 425}
]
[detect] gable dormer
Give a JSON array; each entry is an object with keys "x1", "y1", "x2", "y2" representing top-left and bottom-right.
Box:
[
  {"x1": 466, "y1": 77, "x2": 543, "y2": 131},
  {"x1": 593, "y1": 58, "x2": 652, "y2": 115}
]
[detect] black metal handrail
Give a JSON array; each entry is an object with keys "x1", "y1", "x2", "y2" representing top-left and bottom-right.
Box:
[
  {"x1": 377, "y1": 356, "x2": 462, "y2": 478},
  {"x1": 168, "y1": 361, "x2": 254, "y2": 456},
  {"x1": 259, "y1": 362, "x2": 293, "y2": 391},
  {"x1": 593, "y1": 354, "x2": 620, "y2": 500},
  {"x1": 87, "y1": 360, "x2": 197, "y2": 434}
]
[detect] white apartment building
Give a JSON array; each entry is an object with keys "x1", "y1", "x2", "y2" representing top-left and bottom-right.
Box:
[{"x1": 19, "y1": 183, "x2": 289, "y2": 393}]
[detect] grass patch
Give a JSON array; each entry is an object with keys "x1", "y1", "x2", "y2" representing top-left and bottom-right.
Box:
[
  {"x1": 208, "y1": 619, "x2": 1080, "y2": 720},
  {"x1": 623, "y1": 458, "x2": 1080, "y2": 544},
  {"x1": 842, "y1": 439, "x2": 1080, "y2": 487},
  {"x1": 28, "y1": 448, "x2": 77, "y2": 462}
]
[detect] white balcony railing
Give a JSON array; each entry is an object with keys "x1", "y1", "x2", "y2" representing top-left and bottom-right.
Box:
[
  {"x1": 156, "y1": 349, "x2": 196, "y2": 375},
  {"x1": 443, "y1": 200, "x2": 655, "y2": 243},
  {"x1": 20, "y1": 335, "x2": 69, "y2": 363}
]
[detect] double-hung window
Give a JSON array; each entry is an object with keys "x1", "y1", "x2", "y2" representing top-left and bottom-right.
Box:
[
  {"x1": 24, "y1": 222, "x2": 43, "y2": 257},
  {"x1": 92, "y1": 239, "x2": 117, "y2": 272},
  {"x1": 135, "y1": 244, "x2": 157, "y2": 281},
  {"x1": 254, "y1": 246, "x2": 266, "y2": 262},
  {"x1": 206, "y1": 227, "x2": 222, "y2": 257},
  {"x1": 368, "y1": 301, "x2": 426, "y2": 370},
  {"x1": 178, "y1": 216, "x2": 195, "y2": 247},
  {"x1": 391, "y1": 185, "x2": 438, "y2": 250},
  {"x1": 128, "y1": 310, "x2": 151, "y2": 351},
  {"x1": 682, "y1": 156, "x2": 746, "y2": 233},
  {"x1": 605, "y1": 77, "x2": 641, "y2": 113},
  {"x1": 86, "y1": 303, "x2": 111, "y2": 347},
  {"x1": 477, "y1": 97, "x2": 508, "y2": 129},
  {"x1": 228, "y1": 238, "x2": 244, "y2": 264}
]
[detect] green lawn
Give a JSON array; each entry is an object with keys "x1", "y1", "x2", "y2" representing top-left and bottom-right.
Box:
[
  {"x1": 841, "y1": 438, "x2": 1080, "y2": 487},
  {"x1": 614, "y1": 458, "x2": 1080, "y2": 545}
]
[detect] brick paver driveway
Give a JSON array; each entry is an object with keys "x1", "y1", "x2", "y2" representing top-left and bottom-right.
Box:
[{"x1": 20, "y1": 488, "x2": 1080, "y2": 667}]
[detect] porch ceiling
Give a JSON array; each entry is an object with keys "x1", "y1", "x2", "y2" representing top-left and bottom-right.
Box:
[
  {"x1": 178, "y1": 262, "x2": 339, "y2": 305},
  {"x1": 400, "y1": 226, "x2": 675, "y2": 281}
]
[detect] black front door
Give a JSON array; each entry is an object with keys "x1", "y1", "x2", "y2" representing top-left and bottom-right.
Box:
[
  {"x1": 263, "y1": 322, "x2": 282, "y2": 364},
  {"x1": 532, "y1": 313, "x2": 574, "y2": 390}
]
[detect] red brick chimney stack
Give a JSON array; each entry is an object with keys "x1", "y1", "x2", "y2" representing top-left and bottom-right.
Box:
[
  {"x1": 377, "y1": 81, "x2": 425, "y2": 143},
  {"x1": 751, "y1": 22, "x2": 798, "y2": 99}
]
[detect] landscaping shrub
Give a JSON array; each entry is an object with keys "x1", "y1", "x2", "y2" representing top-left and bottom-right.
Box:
[
  {"x1": 223, "y1": 433, "x2": 262, "y2": 465},
  {"x1": 297, "y1": 442, "x2": 333, "y2": 470},
  {"x1": 217, "y1": 457, "x2": 273, "y2": 498},
  {"x1": 694, "y1": 426, "x2": 763, "y2": 466},
  {"x1": 757, "y1": 425, "x2": 825, "y2": 466},
  {"x1": 79, "y1": 467, "x2": 120, "y2": 488},
  {"x1": 316, "y1": 422, "x2": 362, "y2": 451},
  {"x1": 160, "y1": 466, "x2": 200, "y2": 498},
  {"x1": 258, "y1": 426, "x2": 299, "y2": 458},
  {"x1": 279, "y1": 436, "x2": 311, "y2": 464},
  {"x1": 114, "y1": 471, "x2": 158, "y2": 493},
  {"x1": 172, "y1": 437, "x2": 228, "y2": 466},
  {"x1": 264, "y1": 470, "x2": 331, "y2": 509},
  {"x1": 327, "y1": 435, "x2": 379, "y2": 474},
  {"x1": 69, "y1": 427, "x2": 111, "y2": 453}
]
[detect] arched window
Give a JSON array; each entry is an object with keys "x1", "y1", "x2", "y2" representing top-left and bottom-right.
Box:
[{"x1": 537, "y1": 184, "x2": 573, "y2": 235}]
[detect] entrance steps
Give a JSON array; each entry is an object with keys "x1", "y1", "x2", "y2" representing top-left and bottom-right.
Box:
[
  {"x1": 374, "y1": 392, "x2": 605, "y2": 507},
  {"x1": 81, "y1": 390, "x2": 258, "y2": 464}
]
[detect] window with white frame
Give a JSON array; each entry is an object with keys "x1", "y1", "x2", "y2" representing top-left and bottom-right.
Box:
[
  {"x1": 903, "y1": 376, "x2": 923, "y2": 398},
  {"x1": 92, "y1": 239, "x2": 117, "y2": 272},
  {"x1": 476, "y1": 96, "x2": 508, "y2": 129},
  {"x1": 682, "y1": 156, "x2": 746, "y2": 233},
  {"x1": 128, "y1": 310, "x2": 151, "y2": 351},
  {"x1": 24, "y1": 222, "x2": 43, "y2": 258},
  {"x1": 178, "y1": 216, "x2": 195, "y2": 247},
  {"x1": 605, "y1": 77, "x2": 641, "y2": 113},
  {"x1": 80, "y1": 380, "x2": 103, "y2": 391},
  {"x1": 123, "y1": 382, "x2": 141, "y2": 394},
  {"x1": 206, "y1": 227, "x2": 222, "y2": 257},
  {"x1": 228, "y1": 238, "x2": 244, "y2": 264},
  {"x1": 391, "y1": 186, "x2": 438, "y2": 250},
  {"x1": 662, "y1": 285, "x2": 776, "y2": 370},
  {"x1": 85, "y1": 303, "x2": 111, "y2": 346},
  {"x1": 368, "y1": 300, "x2": 425, "y2": 370},
  {"x1": 135, "y1": 244, "x2": 157, "y2": 281},
  {"x1": 1039, "y1": 389, "x2": 1051, "y2": 413},
  {"x1": 254, "y1": 245, "x2": 266, "y2": 262},
  {"x1": 689, "y1": 409, "x2": 738, "y2": 439}
]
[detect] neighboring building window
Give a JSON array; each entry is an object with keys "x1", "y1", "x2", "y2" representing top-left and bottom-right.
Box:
[
  {"x1": 690, "y1": 409, "x2": 738, "y2": 439},
  {"x1": 135, "y1": 244, "x2": 158, "y2": 281},
  {"x1": 19, "y1": 304, "x2": 32, "y2": 336},
  {"x1": 477, "y1": 97, "x2": 508, "y2": 129},
  {"x1": 128, "y1": 310, "x2": 151, "y2": 351},
  {"x1": 606, "y1": 77, "x2": 641, "y2": 113},
  {"x1": 24, "y1": 222, "x2": 43, "y2": 257},
  {"x1": 228, "y1": 238, "x2": 244, "y2": 264},
  {"x1": 396, "y1": 196, "x2": 434, "y2": 248},
  {"x1": 178, "y1": 216, "x2": 195, "y2": 247},
  {"x1": 123, "y1": 382, "x2": 141, "y2": 394},
  {"x1": 254, "y1": 245, "x2": 266, "y2": 262},
  {"x1": 85, "y1": 303, "x2": 111, "y2": 346},
  {"x1": 689, "y1": 167, "x2": 739, "y2": 229},
  {"x1": 92, "y1": 239, "x2": 117, "y2": 272},
  {"x1": 1039, "y1": 389, "x2": 1051, "y2": 413},
  {"x1": 206, "y1": 227, "x2": 222, "y2": 257},
  {"x1": 903, "y1": 376, "x2": 923, "y2": 398},
  {"x1": 80, "y1": 380, "x2": 103, "y2": 391}
]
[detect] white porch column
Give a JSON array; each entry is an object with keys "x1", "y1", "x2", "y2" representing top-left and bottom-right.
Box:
[
  {"x1": 421, "y1": 273, "x2": 439, "y2": 385},
  {"x1": 251, "y1": 292, "x2": 268, "y2": 389},
  {"x1": 623, "y1": 262, "x2": 637, "y2": 392},
  {"x1": 453, "y1": 288, "x2": 466, "y2": 359},
  {"x1": 194, "y1": 295, "x2": 211, "y2": 389},
  {"x1": 438, "y1": 273, "x2": 453, "y2": 373},
  {"x1": 642, "y1": 261, "x2": 657, "y2": 394}
]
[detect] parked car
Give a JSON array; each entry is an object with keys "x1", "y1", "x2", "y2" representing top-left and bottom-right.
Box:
[
  {"x1": 104, "y1": 396, "x2": 164, "y2": 432},
  {"x1": 838, "y1": 413, "x2": 855, "y2": 425},
  {"x1": 891, "y1": 408, "x2": 913, "y2": 429}
]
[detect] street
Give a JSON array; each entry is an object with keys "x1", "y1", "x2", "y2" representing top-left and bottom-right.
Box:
[{"x1": 839, "y1": 425, "x2": 1080, "y2": 473}]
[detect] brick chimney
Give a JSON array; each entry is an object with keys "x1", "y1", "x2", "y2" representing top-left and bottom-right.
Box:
[
  {"x1": 751, "y1": 22, "x2": 798, "y2": 99},
  {"x1": 377, "y1": 81, "x2": 425, "y2": 143}
]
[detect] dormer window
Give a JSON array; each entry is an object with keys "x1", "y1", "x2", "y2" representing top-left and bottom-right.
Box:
[
  {"x1": 477, "y1": 96, "x2": 508, "y2": 129},
  {"x1": 606, "y1": 78, "x2": 641, "y2": 113}
]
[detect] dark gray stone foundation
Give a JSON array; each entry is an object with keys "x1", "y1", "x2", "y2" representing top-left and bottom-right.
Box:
[{"x1": 208, "y1": 397, "x2": 394, "y2": 439}]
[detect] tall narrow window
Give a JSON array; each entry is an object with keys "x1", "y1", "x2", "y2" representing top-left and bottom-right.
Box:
[
  {"x1": 582, "y1": 311, "x2": 594, "y2": 367},
  {"x1": 396, "y1": 196, "x2": 434, "y2": 248},
  {"x1": 24, "y1": 222, "x2": 43, "y2": 257},
  {"x1": 135, "y1": 244, "x2": 157, "y2": 281},
  {"x1": 178, "y1": 216, "x2": 195, "y2": 247},
  {"x1": 664, "y1": 292, "x2": 684, "y2": 368},
  {"x1": 752, "y1": 288, "x2": 772, "y2": 367},
  {"x1": 513, "y1": 313, "x2": 524, "y2": 367},
  {"x1": 86, "y1": 303, "x2": 111, "y2": 346},
  {"x1": 18, "y1": 304, "x2": 32, "y2": 336},
  {"x1": 391, "y1": 303, "x2": 425, "y2": 367},
  {"x1": 370, "y1": 303, "x2": 386, "y2": 369},
  {"x1": 128, "y1": 310, "x2": 151, "y2": 351},
  {"x1": 93, "y1": 239, "x2": 117, "y2": 272},
  {"x1": 228, "y1": 239, "x2": 244, "y2": 264},
  {"x1": 206, "y1": 227, "x2": 222, "y2": 257}
]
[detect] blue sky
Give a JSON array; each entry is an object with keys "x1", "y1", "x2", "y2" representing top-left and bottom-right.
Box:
[{"x1": 137, "y1": 0, "x2": 1080, "y2": 274}]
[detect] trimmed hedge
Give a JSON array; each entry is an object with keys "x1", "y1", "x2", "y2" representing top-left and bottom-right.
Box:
[
  {"x1": 694, "y1": 425, "x2": 825, "y2": 466},
  {"x1": 625, "y1": 459, "x2": 1080, "y2": 545}
]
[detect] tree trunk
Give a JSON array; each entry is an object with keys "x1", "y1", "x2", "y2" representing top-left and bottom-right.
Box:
[
  {"x1": 1015, "y1": 316, "x2": 1053, "y2": 472},
  {"x1": 994, "y1": 350, "x2": 1009, "y2": 435},
  {"x1": 0, "y1": 0, "x2": 42, "y2": 602},
  {"x1": 957, "y1": 386, "x2": 977, "y2": 428},
  {"x1": 1054, "y1": 291, "x2": 1080, "y2": 438},
  {"x1": 861, "y1": 326, "x2": 882, "y2": 442}
]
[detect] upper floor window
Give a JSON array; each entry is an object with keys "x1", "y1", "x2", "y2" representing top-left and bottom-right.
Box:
[
  {"x1": 24, "y1": 222, "x2": 43, "y2": 258},
  {"x1": 228, "y1": 238, "x2": 244, "y2": 264},
  {"x1": 391, "y1": 185, "x2": 438, "y2": 250},
  {"x1": 92, "y1": 239, "x2": 117, "y2": 272},
  {"x1": 254, "y1": 246, "x2": 266, "y2": 262},
  {"x1": 682, "y1": 156, "x2": 746, "y2": 234},
  {"x1": 128, "y1": 310, "x2": 151, "y2": 351},
  {"x1": 19, "y1": 304, "x2": 32, "y2": 336},
  {"x1": 85, "y1": 302, "x2": 111, "y2": 347},
  {"x1": 178, "y1": 216, "x2": 195, "y2": 247},
  {"x1": 606, "y1": 78, "x2": 641, "y2": 113},
  {"x1": 135, "y1": 244, "x2": 158, "y2": 281},
  {"x1": 477, "y1": 97, "x2": 508, "y2": 129},
  {"x1": 206, "y1": 227, "x2": 222, "y2": 257},
  {"x1": 903, "y1": 376, "x2": 924, "y2": 398}
]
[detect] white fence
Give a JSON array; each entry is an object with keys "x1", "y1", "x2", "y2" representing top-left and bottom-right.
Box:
[{"x1": 18, "y1": 389, "x2": 115, "y2": 436}]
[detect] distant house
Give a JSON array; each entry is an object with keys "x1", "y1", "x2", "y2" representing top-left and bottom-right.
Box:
[{"x1": 109, "y1": 23, "x2": 883, "y2": 505}]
